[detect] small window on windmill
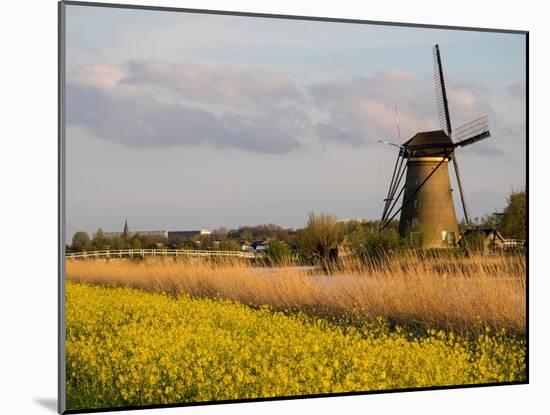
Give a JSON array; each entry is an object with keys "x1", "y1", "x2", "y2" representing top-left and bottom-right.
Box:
[
  {"x1": 442, "y1": 230, "x2": 447, "y2": 241},
  {"x1": 411, "y1": 217, "x2": 418, "y2": 227},
  {"x1": 415, "y1": 178, "x2": 421, "y2": 186},
  {"x1": 414, "y1": 199, "x2": 419, "y2": 209}
]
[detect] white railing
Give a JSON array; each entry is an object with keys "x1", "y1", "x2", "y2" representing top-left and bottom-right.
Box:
[
  {"x1": 66, "y1": 248, "x2": 258, "y2": 260},
  {"x1": 502, "y1": 239, "x2": 526, "y2": 248}
]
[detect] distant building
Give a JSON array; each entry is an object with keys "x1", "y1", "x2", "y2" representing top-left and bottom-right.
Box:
[
  {"x1": 136, "y1": 230, "x2": 169, "y2": 239},
  {"x1": 240, "y1": 241, "x2": 252, "y2": 252},
  {"x1": 98, "y1": 232, "x2": 116, "y2": 239},
  {"x1": 94, "y1": 220, "x2": 168, "y2": 240},
  {"x1": 123, "y1": 219, "x2": 129, "y2": 239},
  {"x1": 458, "y1": 228, "x2": 525, "y2": 252},
  {"x1": 168, "y1": 229, "x2": 211, "y2": 238},
  {"x1": 98, "y1": 230, "x2": 168, "y2": 239},
  {"x1": 251, "y1": 239, "x2": 269, "y2": 252},
  {"x1": 93, "y1": 225, "x2": 215, "y2": 242}
]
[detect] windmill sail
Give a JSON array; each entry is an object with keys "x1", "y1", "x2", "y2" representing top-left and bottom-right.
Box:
[
  {"x1": 454, "y1": 116, "x2": 491, "y2": 147},
  {"x1": 453, "y1": 116, "x2": 491, "y2": 228},
  {"x1": 433, "y1": 44, "x2": 452, "y2": 135},
  {"x1": 433, "y1": 44, "x2": 473, "y2": 227}
]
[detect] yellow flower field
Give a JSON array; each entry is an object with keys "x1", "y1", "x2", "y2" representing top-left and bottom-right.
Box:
[{"x1": 66, "y1": 282, "x2": 526, "y2": 410}]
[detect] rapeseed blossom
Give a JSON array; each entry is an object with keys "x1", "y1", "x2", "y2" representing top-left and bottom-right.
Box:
[{"x1": 66, "y1": 282, "x2": 526, "y2": 410}]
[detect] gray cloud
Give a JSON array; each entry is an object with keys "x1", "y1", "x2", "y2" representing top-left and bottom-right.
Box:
[
  {"x1": 310, "y1": 71, "x2": 508, "y2": 158},
  {"x1": 67, "y1": 84, "x2": 303, "y2": 153},
  {"x1": 121, "y1": 60, "x2": 304, "y2": 108},
  {"x1": 66, "y1": 63, "x2": 305, "y2": 153},
  {"x1": 310, "y1": 70, "x2": 436, "y2": 146},
  {"x1": 67, "y1": 61, "x2": 514, "y2": 157}
]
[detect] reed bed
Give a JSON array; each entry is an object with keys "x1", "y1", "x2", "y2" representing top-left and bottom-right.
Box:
[{"x1": 66, "y1": 251, "x2": 526, "y2": 333}]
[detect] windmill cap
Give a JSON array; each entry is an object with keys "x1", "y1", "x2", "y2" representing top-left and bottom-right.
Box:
[{"x1": 402, "y1": 130, "x2": 454, "y2": 157}]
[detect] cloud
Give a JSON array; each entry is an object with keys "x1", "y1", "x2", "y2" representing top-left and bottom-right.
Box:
[
  {"x1": 310, "y1": 71, "x2": 437, "y2": 146},
  {"x1": 71, "y1": 64, "x2": 126, "y2": 90},
  {"x1": 444, "y1": 78, "x2": 495, "y2": 127},
  {"x1": 67, "y1": 63, "x2": 305, "y2": 153},
  {"x1": 121, "y1": 60, "x2": 303, "y2": 108},
  {"x1": 309, "y1": 71, "x2": 506, "y2": 158},
  {"x1": 68, "y1": 83, "x2": 224, "y2": 147},
  {"x1": 67, "y1": 61, "x2": 513, "y2": 157}
]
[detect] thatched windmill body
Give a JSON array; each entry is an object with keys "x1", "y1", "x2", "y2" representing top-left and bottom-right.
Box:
[{"x1": 378, "y1": 45, "x2": 491, "y2": 248}]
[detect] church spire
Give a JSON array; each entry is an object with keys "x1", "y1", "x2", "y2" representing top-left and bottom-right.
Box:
[{"x1": 123, "y1": 219, "x2": 129, "y2": 240}]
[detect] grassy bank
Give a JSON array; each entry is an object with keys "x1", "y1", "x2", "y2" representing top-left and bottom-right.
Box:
[
  {"x1": 66, "y1": 251, "x2": 526, "y2": 333},
  {"x1": 66, "y1": 282, "x2": 526, "y2": 410}
]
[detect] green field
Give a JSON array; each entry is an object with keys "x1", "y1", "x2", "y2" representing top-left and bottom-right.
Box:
[{"x1": 66, "y1": 282, "x2": 526, "y2": 410}]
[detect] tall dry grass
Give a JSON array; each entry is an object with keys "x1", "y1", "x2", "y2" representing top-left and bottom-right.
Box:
[{"x1": 66, "y1": 251, "x2": 526, "y2": 333}]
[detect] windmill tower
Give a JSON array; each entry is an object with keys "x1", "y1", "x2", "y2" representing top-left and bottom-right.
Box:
[{"x1": 378, "y1": 45, "x2": 491, "y2": 248}]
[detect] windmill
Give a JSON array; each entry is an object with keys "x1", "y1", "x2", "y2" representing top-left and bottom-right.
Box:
[{"x1": 378, "y1": 44, "x2": 491, "y2": 248}]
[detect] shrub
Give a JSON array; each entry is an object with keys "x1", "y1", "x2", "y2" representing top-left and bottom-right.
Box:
[
  {"x1": 220, "y1": 240, "x2": 240, "y2": 251},
  {"x1": 348, "y1": 226, "x2": 401, "y2": 259},
  {"x1": 265, "y1": 240, "x2": 292, "y2": 264}
]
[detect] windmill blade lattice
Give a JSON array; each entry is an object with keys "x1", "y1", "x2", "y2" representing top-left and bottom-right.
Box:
[
  {"x1": 433, "y1": 44, "x2": 474, "y2": 227},
  {"x1": 454, "y1": 116, "x2": 490, "y2": 147},
  {"x1": 433, "y1": 45, "x2": 452, "y2": 135}
]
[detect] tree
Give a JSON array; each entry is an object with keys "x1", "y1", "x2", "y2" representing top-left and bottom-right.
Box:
[
  {"x1": 110, "y1": 235, "x2": 125, "y2": 250},
  {"x1": 220, "y1": 240, "x2": 240, "y2": 251},
  {"x1": 140, "y1": 235, "x2": 157, "y2": 249},
  {"x1": 181, "y1": 239, "x2": 197, "y2": 250},
  {"x1": 499, "y1": 189, "x2": 526, "y2": 240},
  {"x1": 93, "y1": 228, "x2": 108, "y2": 250},
  {"x1": 265, "y1": 240, "x2": 292, "y2": 264},
  {"x1": 239, "y1": 230, "x2": 253, "y2": 242},
  {"x1": 167, "y1": 236, "x2": 184, "y2": 249},
  {"x1": 130, "y1": 234, "x2": 142, "y2": 249},
  {"x1": 72, "y1": 231, "x2": 91, "y2": 252},
  {"x1": 348, "y1": 226, "x2": 401, "y2": 258},
  {"x1": 212, "y1": 226, "x2": 229, "y2": 240},
  {"x1": 478, "y1": 212, "x2": 501, "y2": 229},
  {"x1": 459, "y1": 230, "x2": 486, "y2": 253},
  {"x1": 297, "y1": 212, "x2": 343, "y2": 260},
  {"x1": 197, "y1": 234, "x2": 211, "y2": 249}
]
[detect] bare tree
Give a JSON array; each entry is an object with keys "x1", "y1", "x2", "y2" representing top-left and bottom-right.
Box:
[
  {"x1": 212, "y1": 226, "x2": 229, "y2": 240},
  {"x1": 297, "y1": 212, "x2": 343, "y2": 260}
]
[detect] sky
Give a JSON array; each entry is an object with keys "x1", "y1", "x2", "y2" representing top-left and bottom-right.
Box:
[{"x1": 64, "y1": 4, "x2": 527, "y2": 239}]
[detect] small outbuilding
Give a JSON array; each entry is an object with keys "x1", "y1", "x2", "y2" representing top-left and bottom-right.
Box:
[{"x1": 459, "y1": 228, "x2": 506, "y2": 252}]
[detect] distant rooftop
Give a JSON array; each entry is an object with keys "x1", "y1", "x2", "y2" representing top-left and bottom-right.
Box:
[{"x1": 168, "y1": 229, "x2": 211, "y2": 238}]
